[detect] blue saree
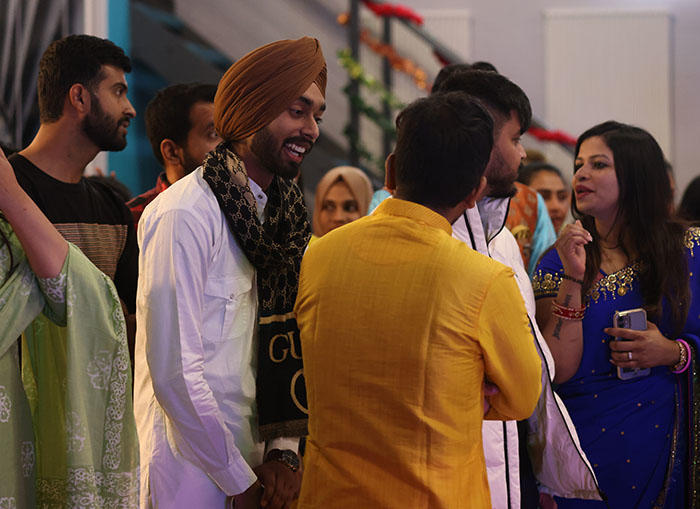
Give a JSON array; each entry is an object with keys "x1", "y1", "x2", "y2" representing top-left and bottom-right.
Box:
[{"x1": 532, "y1": 227, "x2": 700, "y2": 508}]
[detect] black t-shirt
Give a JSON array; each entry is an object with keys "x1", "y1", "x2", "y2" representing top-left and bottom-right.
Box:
[{"x1": 10, "y1": 153, "x2": 138, "y2": 313}]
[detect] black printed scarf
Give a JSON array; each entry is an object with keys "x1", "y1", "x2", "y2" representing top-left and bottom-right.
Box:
[{"x1": 202, "y1": 142, "x2": 310, "y2": 440}]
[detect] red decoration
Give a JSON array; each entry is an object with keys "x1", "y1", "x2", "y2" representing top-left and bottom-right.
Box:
[
  {"x1": 528, "y1": 127, "x2": 577, "y2": 146},
  {"x1": 432, "y1": 49, "x2": 452, "y2": 67},
  {"x1": 361, "y1": 0, "x2": 423, "y2": 25}
]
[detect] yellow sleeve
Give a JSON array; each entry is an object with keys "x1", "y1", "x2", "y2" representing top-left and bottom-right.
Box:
[{"x1": 477, "y1": 267, "x2": 542, "y2": 421}]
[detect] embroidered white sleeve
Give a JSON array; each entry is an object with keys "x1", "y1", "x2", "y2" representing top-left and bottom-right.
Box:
[
  {"x1": 0, "y1": 386, "x2": 10, "y2": 423},
  {"x1": 37, "y1": 272, "x2": 67, "y2": 304}
]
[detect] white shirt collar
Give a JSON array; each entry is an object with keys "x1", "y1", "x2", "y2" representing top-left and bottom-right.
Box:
[{"x1": 248, "y1": 177, "x2": 268, "y2": 223}]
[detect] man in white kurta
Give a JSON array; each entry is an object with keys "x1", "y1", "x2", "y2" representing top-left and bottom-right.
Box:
[
  {"x1": 134, "y1": 37, "x2": 327, "y2": 508},
  {"x1": 135, "y1": 171, "x2": 279, "y2": 506}
]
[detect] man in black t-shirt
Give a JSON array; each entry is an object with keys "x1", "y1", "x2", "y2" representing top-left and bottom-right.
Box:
[
  {"x1": 10, "y1": 154, "x2": 138, "y2": 310},
  {"x1": 10, "y1": 35, "x2": 138, "y2": 350}
]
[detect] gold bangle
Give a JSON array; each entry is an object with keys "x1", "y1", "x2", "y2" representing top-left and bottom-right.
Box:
[{"x1": 671, "y1": 339, "x2": 690, "y2": 373}]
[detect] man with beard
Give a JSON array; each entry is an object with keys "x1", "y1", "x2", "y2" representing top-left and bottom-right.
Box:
[
  {"x1": 10, "y1": 34, "x2": 139, "y2": 350},
  {"x1": 431, "y1": 69, "x2": 602, "y2": 507},
  {"x1": 135, "y1": 37, "x2": 325, "y2": 508},
  {"x1": 127, "y1": 83, "x2": 221, "y2": 225}
]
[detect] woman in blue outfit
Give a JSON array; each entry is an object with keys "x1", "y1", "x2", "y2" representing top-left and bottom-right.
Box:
[{"x1": 533, "y1": 121, "x2": 700, "y2": 508}]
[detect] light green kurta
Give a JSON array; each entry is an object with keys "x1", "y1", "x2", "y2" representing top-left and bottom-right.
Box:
[{"x1": 0, "y1": 219, "x2": 139, "y2": 507}]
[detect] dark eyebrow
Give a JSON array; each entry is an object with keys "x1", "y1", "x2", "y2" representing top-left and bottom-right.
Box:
[
  {"x1": 298, "y1": 95, "x2": 327, "y2": 112},
  {"x1": 575, "y1": 154, "x2": 611, "y2": 161}
]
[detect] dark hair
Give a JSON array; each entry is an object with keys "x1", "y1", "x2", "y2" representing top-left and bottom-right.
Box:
[
  {"x1": 38, "y1": 34, "x2": 132, "y2": 123},
  {"x1": 518, "y1": 162, "x2": 565, "y2": 186},
  {"x1": 433, "y1": 64, "x2": 471, "y2": 91},
  {"x1": 574, "y1": 121, "x2": 689, "y2": 333},
  {"x1": 433, "y1": 61, "x2": 498, "y2": 92},
  {"x1": 145, "y1": 83, "x2": 217, "y2": 165},
  {"x1": 679, "y1": 176, "x2": 700, "y2": 223},
  {"x1": 432, "y1": 70, "x2": 531, "y2": 134},
  {"x1": 393, "y1": 92, "x2": 493, "y2": 209}
]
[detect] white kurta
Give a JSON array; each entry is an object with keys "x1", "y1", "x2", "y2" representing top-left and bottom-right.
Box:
[
  {"x1": 453, "y1": 199, "x2": 600, "y2": 507},
  {"x1": 135, "y1": 168, "x2": 294, "y2": 508}
]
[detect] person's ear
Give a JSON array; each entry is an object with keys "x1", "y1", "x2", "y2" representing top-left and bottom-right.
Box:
[
  {"x1": 384, "y1": 153, "x2": 396, "y2": 192},
  {"x1": 68, "y1": 84, "x2": 91, "y2": 115},
  {"x1": 160, "y1": 139, "x2": 184, "y2": 166},
  {"x1": 464, "y1": 175, "x2": 487, "y2": 209}
]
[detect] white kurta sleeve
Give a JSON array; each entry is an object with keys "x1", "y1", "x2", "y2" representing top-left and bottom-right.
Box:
[{"x1": 139, "y1": 207, "x2": 257, "y2": 495}]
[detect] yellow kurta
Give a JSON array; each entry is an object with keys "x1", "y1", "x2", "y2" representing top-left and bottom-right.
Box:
[{"x1": 294, "y1": 198, "x2": 542, "y2": 508}]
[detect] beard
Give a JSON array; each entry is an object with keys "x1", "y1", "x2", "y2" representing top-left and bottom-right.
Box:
[
  {"x1": 82, "y1": 94, "x2": 129, "y2": 151},
  {"x1": 250, "y1": 127, "x2": 312, "y2": 180},
  {"x1": 485, "y1": 147, "x2": 518, "y2": 199},
  {"x1": 182, "y1": 152, "x2": 203, "y2": 175}
]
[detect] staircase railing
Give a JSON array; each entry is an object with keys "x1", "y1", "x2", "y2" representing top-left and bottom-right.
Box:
[{"x1": 344, "y1": 0, "x2": 574, "y2": 174}]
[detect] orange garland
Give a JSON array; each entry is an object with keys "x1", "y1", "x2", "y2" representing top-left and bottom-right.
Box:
[{"x1": 338, "y1": 13, "x2": 431, "y2": 91}]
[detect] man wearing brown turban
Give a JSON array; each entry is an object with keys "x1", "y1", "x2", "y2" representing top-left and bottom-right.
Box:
[{"x1": 135, "y1": 37, "x2": 326, "y2": 509}]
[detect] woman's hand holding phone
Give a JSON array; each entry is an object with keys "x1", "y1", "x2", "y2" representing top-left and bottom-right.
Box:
[{"x1": 606, "y1": 321, "x2": 681, "y2": 369}]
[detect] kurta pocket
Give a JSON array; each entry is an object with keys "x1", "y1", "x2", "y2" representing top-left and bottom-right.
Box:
[{"x1": 202, "y1": 276, "x2": 253, "y2": 342}]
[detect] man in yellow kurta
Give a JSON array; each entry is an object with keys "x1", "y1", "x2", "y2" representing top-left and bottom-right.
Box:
[{"x1": 294, "y1": 92, "x2": 542, "y2": 508}]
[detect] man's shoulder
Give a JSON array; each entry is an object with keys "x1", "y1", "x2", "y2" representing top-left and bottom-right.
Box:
[
  {"x1": 9, "y1": 153, "x2": 43, "y2": 191},
  {"x1": 490, "y1": 227, "x2": 526, "y2": 268},
  {"x1": 321, "y1": 214, "x2": 510, "y2": 280},
  {"x1": 8, "y1": 152, "x2": 30, "y2": 170},
  {"x1": 82, "y1": 177, "x2": 132, "y2": 222},
  {"x1": 140, "y1": 170, "x2": 218, "y2": 226},
  {"x1": 446, "y1": 235, "x2": 514, "y2": 280},
  {"x1": 126, "y1": 186, "x2": 159, "y2": 223}
]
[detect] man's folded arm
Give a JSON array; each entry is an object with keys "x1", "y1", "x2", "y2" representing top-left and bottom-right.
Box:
[{"x1": 477, "y1": 267, "x2": 542, "y2": 421}]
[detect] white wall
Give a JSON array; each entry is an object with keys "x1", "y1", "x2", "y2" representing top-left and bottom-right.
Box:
[{"x1": 400, "y1": 0, "x2": 700, "y2": 199}]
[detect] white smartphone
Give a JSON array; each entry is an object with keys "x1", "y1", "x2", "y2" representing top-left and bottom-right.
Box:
[{"x1": 613, "y1": 308, "x2": 650, "y2": 380}]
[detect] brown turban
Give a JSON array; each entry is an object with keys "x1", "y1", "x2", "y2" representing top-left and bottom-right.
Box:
[
  {"x1": 312, "y1": 166, "x2": 374, "y2": 236},
  {"x1": 214, "y1": 37, "x2": 327, "y2": 141}
]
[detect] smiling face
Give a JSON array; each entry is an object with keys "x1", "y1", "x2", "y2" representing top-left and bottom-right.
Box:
[
  {"x1": 248, "y1": 82, "x2": 326, "y2": 179},
  {"x1": 573, "y1": 136, "x2": 620, "y2": 222},
  {"x1": 82, "y1": 65, "x2": 136, "y2": 151},
  {"x1": 485, "y1": 110, "x2": 526, "y2": 198},
  {"x1": 529, "y1": 170, "x2": 571, "y2": 232}
]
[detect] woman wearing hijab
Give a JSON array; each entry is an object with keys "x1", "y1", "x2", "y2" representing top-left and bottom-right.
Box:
[{"x1": 312, "y1": 166, "x2": 373, "y2": 239}]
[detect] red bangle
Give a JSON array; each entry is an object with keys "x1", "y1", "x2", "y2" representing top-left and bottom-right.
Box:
[{"x1": 551, "y1": 300, "x2": 586, "y2": 320}]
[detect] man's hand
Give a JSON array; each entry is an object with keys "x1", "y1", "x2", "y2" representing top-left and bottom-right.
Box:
[
  {"x1": 539, "y1": 492, "x2": 558, "y2": 509},
  {"x1": 230, "y1": 480, "x2": 264, "y2": 509},
  {"x1": 483, "y1": 381, "x2": 499, "y2": 415},
  {"x1": 254, "y1": 460, "x2": 302, "y2": 509}
]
